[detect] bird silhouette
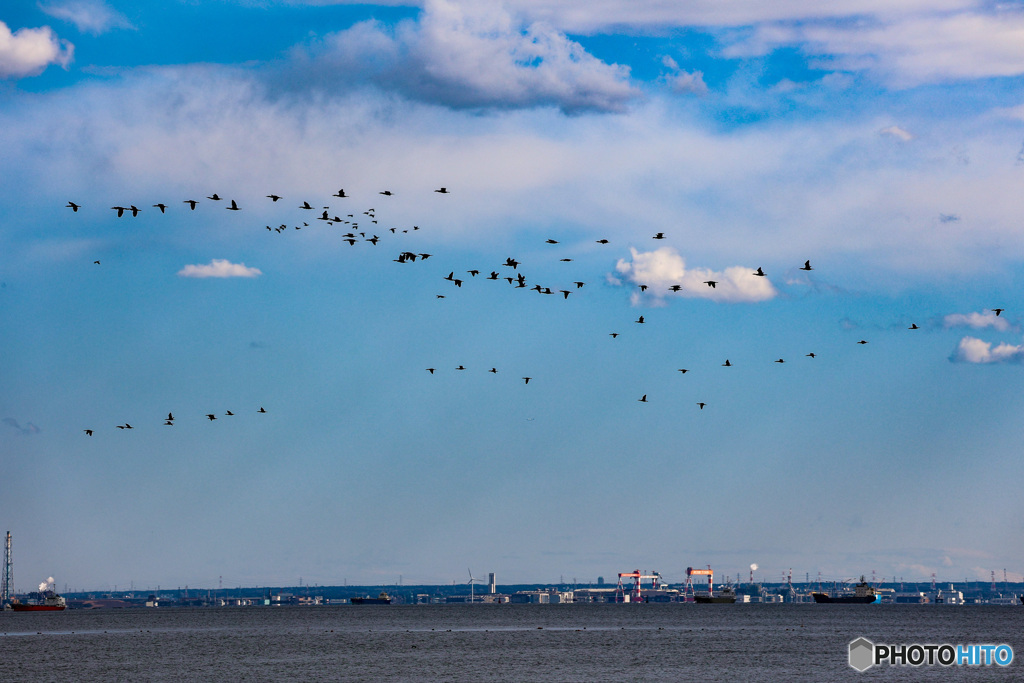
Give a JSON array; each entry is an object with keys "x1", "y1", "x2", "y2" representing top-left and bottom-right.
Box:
[
  {"x1": 489, "y1": 368, "x2": 497, "y2": 373},
  {"x1": 753, "y1": 267, "x2": 765, "y2": 277},
  {"x1": 225, "y1": 410, "x2": 234, "y2": 416},
  {"x1": 574, "y1": 282, "x2": 584, "y2": 288},
  {"x1": 427, "y1": 368, "x2": 435, "y2": 374},
  {"x1": 806, "y1": 352, "x2": 816, "y2": 358},
  {"x1": 653, "y1": 232, "x2": 665, "y2": 239},
  {"x1": 697, "y1": 402, "x2": 706, "y2": 410},
  {"x1": 800, "y1": 260, "x2": 812, "y2": 271},
  {"x1": 66, "y1": 201, "x2": 80, "y2": 212},
  {"x1": 111, "y1": 206, "x2": 126, "y2": 217},
  {"x1": 609, "y1": 333, "x2": 619, "y2": 338},
  {"x1": 704, "y1": 280, "x2": 717, "y2": 288},
  {"x1": 639, "y1": 285, "x2": 648, "y2": 292},
  {"x1": 638, "y1": 395, "x2": 648, "y2": 402},
  {"x1": 267, "y1": 194, "x2": 281, "y2": 202},
  {"x1": 93, "y1": 260, "x2": 100, "y2": 265},
  {"x1": 992, "y1": 308, "x2": 1005, "y2": 316},
  {"x1": 379, "y1": 190, "x2": 393, "y2": 196},
  {"x1": 545, "y1": 239, "x2": 559, "y2": 244},
  {"x1": 333, "y1": 189, "x2": 347, "y2": 198},
  {"x1": 226, "y1": 199, "x2": 240, "y2": 210},
  {"x1": 595, "y1": 239, "x2": 609, "y2": 244},
  {"x1": 300, "y1": 201, "x2": 313, "y2": 209},
  {"x1": 523, "y1": 377, "x2": 531, "y2": 384},
  {"x1": 434, "y1": 187, "x2": 449, "y2": 194},
  {"x1": 207, "y1": 194, "x2": 222, "y2": 201},
  {"x1": 775, "y1": 359, "x2": 785, "y2": 363},
  {"x1": 560, "y1": 290, "x2": 570, "y2": 299},
  {"x1": 153, "y1": 203, "x2": 167, "y2": 213},
  {"x1": 908, "y1": 323, "x2": 919, "y2": 330},
  {"x1": 635, "y1": 316, "x2": 645, "y2": 324},
  {"x1": 183, "y1": 199, "x2": 198, "y2": 210},
  {"x1": 669, "y1": 285, "x2": 682, "y2": 292},
  {"x1": 84, "y1": 429, "x2": 93, "y2": 435},
  {"x1": 258, "y1": 407, "x2": 266, "y2": 413},
  {"x1": 206, "y1": 414, "x2": 217, "y2": 420},
  {"x1": 722, "y1": 359, "x2": 732, "y2": 366},
  {"x1": 678, "y1": 369, "x2": 688, "y2": 374},
  {"x1": 857, "y1": 340, "x2": 868, "y2": 344},
  {"x1": 456, "y1": 365, "x2": 466, "y2": 370}
]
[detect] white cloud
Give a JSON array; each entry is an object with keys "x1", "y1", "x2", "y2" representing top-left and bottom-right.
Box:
[
  {"x1": 665, "y1": 69, "x2": 708, "y2": 95},
  {"x1": 178, "y1": 259, "x2": 262, "y2": 278},
  {"x1": 39, "y1": 1, "x2": 135, "y2": 35},
  {"x1": 951, "y1": 336, "x2": 1024, "y2": 363},
  {"x1": 0, "y1": 21, "x2": 73, "y2": 78},
  {"x1": 879, "y1": 125, "x2": 913, "y2": 141},
  {"x1": 614, "y1": 247, "x2": 777, "y2": 303},
  {"x1": 943, "y1": 311, "x2": 1012, "y2": 332},
  {"x1": 723, "y1": 9, "x2": 1024, "y2": 87},
  {"x1": 284, "y1": 0, "x2": 638, "y2": 113}
]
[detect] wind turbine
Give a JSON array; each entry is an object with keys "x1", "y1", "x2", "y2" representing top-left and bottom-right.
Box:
[{"x1": 468, "y1": 568, "x2": 483, "y2": 603}]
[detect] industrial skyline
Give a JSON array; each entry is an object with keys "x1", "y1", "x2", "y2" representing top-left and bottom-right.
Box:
[{"x1": 3, "y1": 1, "x2": 1024, "y2": 589}]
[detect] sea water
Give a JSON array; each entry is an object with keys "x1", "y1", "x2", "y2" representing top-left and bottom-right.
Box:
[{"x1": 2, "y1": 603, "x2": 1022, "y2": 681}]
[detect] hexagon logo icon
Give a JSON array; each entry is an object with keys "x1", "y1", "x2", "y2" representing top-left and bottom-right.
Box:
[{"x1": 849, "y1": 637, "x2": 875, "y2": 672}]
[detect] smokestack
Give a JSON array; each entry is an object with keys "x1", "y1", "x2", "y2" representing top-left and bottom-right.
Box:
[{"x1": 749, "y1": 563, "x2": 758, "y2": 585}]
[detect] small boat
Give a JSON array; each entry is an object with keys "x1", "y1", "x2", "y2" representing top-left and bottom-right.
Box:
[{"x1": 350, "y1": 592, "x2": 391, "y2": 605}]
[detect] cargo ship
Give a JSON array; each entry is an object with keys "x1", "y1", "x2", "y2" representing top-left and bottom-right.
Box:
[
  {"x1": 9, "y1": 590, "x2": 67, "y2": 611},
  {"x1": 694, "y1": 585, "x2": 737, "y2": 603},
  {"x1": 812, "y1": 577, "x2": 880, "y2": 604},
  {"x1": 350, "y1": 592, "x2": 391, "y2": 605}
]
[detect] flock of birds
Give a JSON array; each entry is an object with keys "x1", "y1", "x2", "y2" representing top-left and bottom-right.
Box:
[{"x1": 65, "y1": 188, "x2": 1008, "y2": 430}]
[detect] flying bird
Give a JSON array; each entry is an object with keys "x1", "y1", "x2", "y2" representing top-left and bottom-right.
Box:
[
  {"x1": 489, "y1": 368, "x2": 497, "y2": 374},
  {"x1": 153, "y1": 203, "x2": 167, "y2": 213},
  {"x1": 111, "y1": 206, "x2": 126, "y2": 217},
  {"x1": 206, "y1": 414, "x2": 217, "y2": 420},
  {"x1": 857, "y1": 340, "x2": 868, "y2": 344},
  {"x1": 638, "y1": 395, "x2": 648, "y2": 403},
  {"x1": 183, "y1": 199, "x2": 198, "y2": 210},
  {"x1": 775, "y1": 359, "x2": 785, "y2": 363},
  {"x1": 434, "y1": 187, "x2": 449, "y2": 194},
  {"x1": 66, "y1": 201, "x2": 80, "y2": 212},
  {"x1": 806, "y1": 352, "x2": 816, "y2": 358},
  {"x1": 697, "y1": 402, "x2": 706, "y2": 410},
  {"x1": 300, "y1": 201, "x2": 314, "y2": 209},
  {"x1": 225, "y1": 410, "x2": 234, "y2": 416},
  {"x1": 427, "y1": 368, "x2": 435, "y2": 374},
  {"x1": 83, "y1": 429, "x2": 93, "y2": 436},
  {"x1": 653, "y1": 232, "x2": 665, "y2": 239},
  {"x1": 574, "y1": 282, "x2": 584, "y2": 288},
  {"x1": 595, "y1": 239, "x2": 609, "y2": 244},
  {"x1": 753, "y1": 267, "x2": 766, "y2": 277},
  {"x1": 560, "y1": 290, "x2": 571, "y2": 299},
  {"x1": 267, "y1": 194, "x2": 281, "y2": 202},
  {"x1": 333, "y1": 189, "x2": 347, "y2": 198},
  {"x1": 992, "y1": 308, "x2": 1005, "y2": 316},
  {"x1": 227, "y1": 199, "x2": 240, "y2": 211},
  {"x1": 207, "y1": 194, "x2": 222, "y2": 201},
  {"x1": 257, "y1": 407, "x2": 266, "y2": 413},
  {"x1": 722, "y1": 359, "x2": 732, "y2": 366},
  {"x1": 379, "y1": 190, "x2": 393, "y2": 196},
  {"x1": 456, "y1": 365, "x2": 466, "y2": 370},
  {"x1": 678, "y1": 369, "x2": 688, "y2": 374},
  {"x1": 800, "y1": 260, "x2": 813, "y2": 271},
  {"x1": 635, "y1": 316, "x2": 645, "y2": 324},
  {"x1": 669, "y1": 285, "x2": 682, "y2": 292},
  {"x1": 704, "y1": 280, "x2": 717, "y2": 288},
  {"x1": 609, "y1": 333, "x2": 619, "y2": 338},
  {"x1": 522, "y1": 377, "x2": 531, "y2": 384},
  {"x1": 639, "y1": 284, "x2": 648, "y2": 292},
  {"x1": 908, "y1": 323, "x2": 919, "y2": 330},
  {"x1": 545, "y1": 239, "x2": 559, "y2": 244}
]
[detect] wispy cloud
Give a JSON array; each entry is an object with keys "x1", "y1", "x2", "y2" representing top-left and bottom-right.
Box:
[
  {"x1": 281, "y1": 0, "x2": 638, "y2": 113},
  {"x1": 950, "y1": 336, "x2": 1024, "y2": 364},
  {"x1": 943, "y1": 311, "x2": 1012, "y2": 332},
  {"x1": 39, "y1": 0, "x2": 135, "y2": 35},
  {"x1": 0, "y1": 20, "x2": 73, "y2": 78},
  {"x1": 178, "y1": 259, "x2": 262, "y2": 278},
  {"x1": 3, "y1": 417, "x2": 41, "y2": 435},
  {"x1": 614, "y1": 247, "x2": 777, "y2": 303}
]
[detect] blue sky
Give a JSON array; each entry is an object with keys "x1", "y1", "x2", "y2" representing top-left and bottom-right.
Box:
[{"x1": 3, "y1": 0, "x2": 1024, "y2": 592}]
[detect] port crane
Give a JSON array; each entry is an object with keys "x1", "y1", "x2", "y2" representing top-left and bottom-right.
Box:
[
  {"x1": 614, "y1": 569, "x2": 662, "y2": 602},
  {"x1": 683, "y1": 566, "x2": 714, "y2": 602}
]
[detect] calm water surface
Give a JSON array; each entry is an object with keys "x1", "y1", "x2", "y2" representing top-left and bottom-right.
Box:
[{"x1": 2, "y1": 604, "x2": 1022, "y2": 681}]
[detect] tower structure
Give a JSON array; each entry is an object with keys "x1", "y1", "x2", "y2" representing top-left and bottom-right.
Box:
[{"x1": 1, "y1": 531, "x2": 11, "y2": 605}]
